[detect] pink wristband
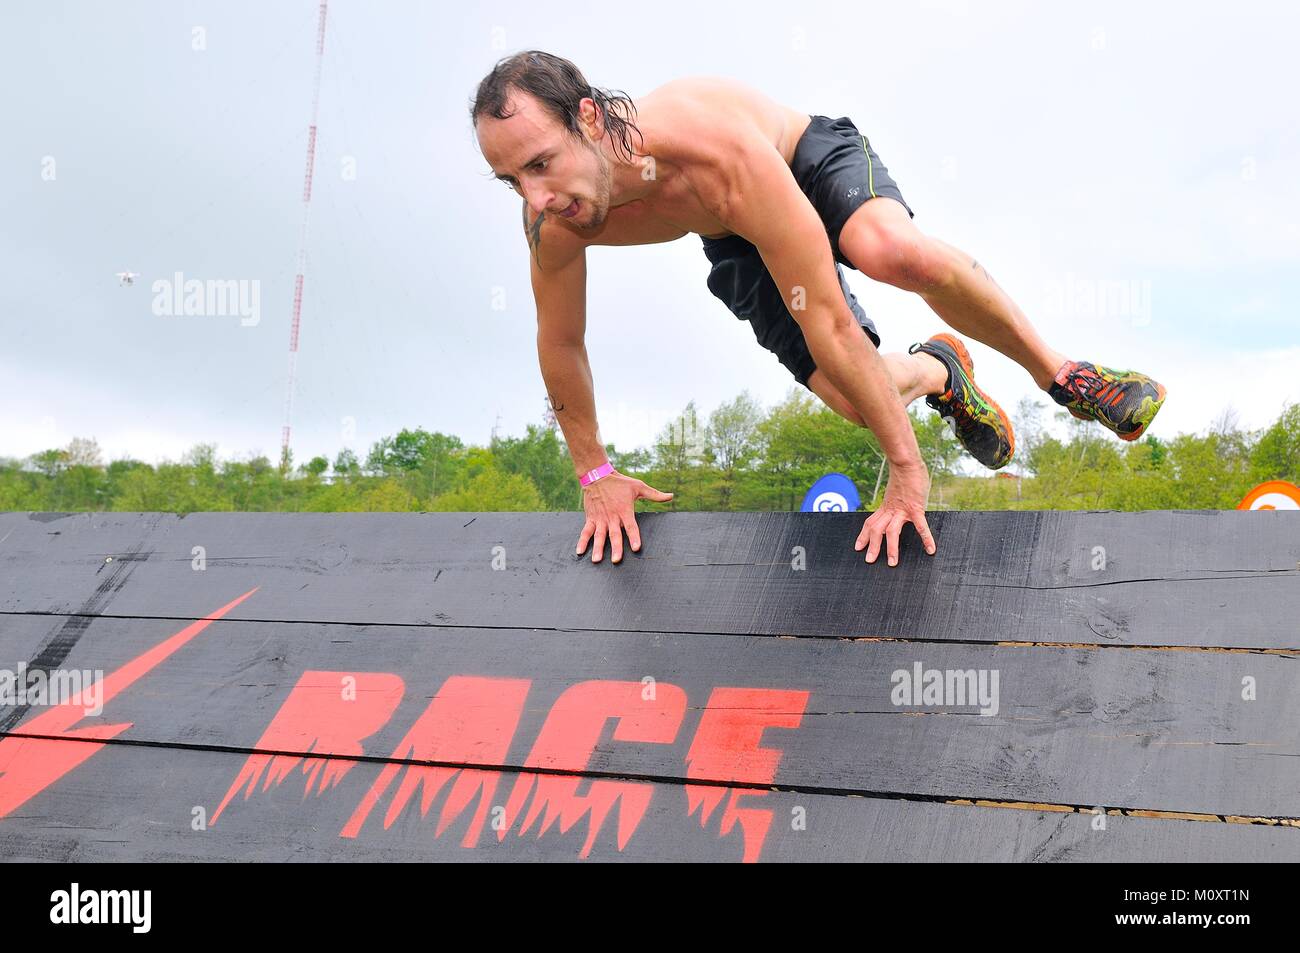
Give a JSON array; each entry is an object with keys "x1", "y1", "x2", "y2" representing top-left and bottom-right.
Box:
[{"x1": 579, "y1": 462, "x2": 615, "y2": 487}]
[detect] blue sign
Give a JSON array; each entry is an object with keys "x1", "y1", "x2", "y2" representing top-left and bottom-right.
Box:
[{"x1": 800, "y1": 472, "x2": 861, "y2": 512}]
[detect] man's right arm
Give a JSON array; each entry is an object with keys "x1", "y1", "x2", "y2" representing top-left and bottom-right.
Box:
[
  {"x1": 524, "y1": 204, "x2": 674, "y2": 562},
  {"x1": 527, "y1": 209, "x2": 606, "y2": 476}
]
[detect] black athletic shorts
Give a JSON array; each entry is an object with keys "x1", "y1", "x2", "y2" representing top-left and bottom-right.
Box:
[{"x1": 701, "y1": 114, "x2": 914, "y2": 389}]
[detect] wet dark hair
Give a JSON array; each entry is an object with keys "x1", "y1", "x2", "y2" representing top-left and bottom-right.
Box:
[{"x1": 470, "y1": 51, "x2": 645, "y2": 163}]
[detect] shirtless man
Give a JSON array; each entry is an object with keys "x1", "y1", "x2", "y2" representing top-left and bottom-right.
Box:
[{"x1": 470, "y1": 51, "x2": 1167, "y2": 568}]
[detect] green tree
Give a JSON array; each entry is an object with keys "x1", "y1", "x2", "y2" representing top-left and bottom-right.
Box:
[
  {"x1": 653, "y1": 401, "x2": 710, "y2": 507},
  {"x1": 705, "y1": 391, "x2": 763, "y2": 509},
  {"x1": 302, "y1": 456, "x2": 330, "y2": 480},
  {"x1": 29, "y1": 448, "x2": 69, "y2": 478},
  {"x1": 491, "y1": 423, "x2": 578, "y2": 510},
  {"x1": 356, "y1": 479, "x2": 419, "y2": 512},
  {"x1": 1249, "y1": 403, "x2": 1300, "y2": 485},
  {"x1": 751, "y1": 389, "x2": 860, "y2": 510},
  {"x1": 609, "y1": 445, "x2": 652, "y2": 474},
  {"x1": 366, "y1": 429, "x2": 466, "y2": 499},
  {"x1": 332, "y1": 448, "x2": 361, "y2": 482},
  {"x1": 429, "y1": 468, "x2": 546, "y2": 511}
]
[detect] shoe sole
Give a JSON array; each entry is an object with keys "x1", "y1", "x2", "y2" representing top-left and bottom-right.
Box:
[{"x1": 928, "y1": 333, "x2": 1016, "y2": 463}]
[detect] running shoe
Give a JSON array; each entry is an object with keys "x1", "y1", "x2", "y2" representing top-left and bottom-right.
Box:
[
  {"x1": 908, "y1": 333, "x2": 1015, "y2": 470},
  {"x1": 1047, "y1": 360, "x2": 1167, "y2": 441}
]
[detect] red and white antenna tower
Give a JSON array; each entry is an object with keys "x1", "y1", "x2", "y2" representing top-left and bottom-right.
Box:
[{"x1": 280, "y1": 1, "x2": 328, "y2": 472}]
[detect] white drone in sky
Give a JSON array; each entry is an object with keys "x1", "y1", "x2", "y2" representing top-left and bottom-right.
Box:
[{"x1": 115, "y1": 271, "x2": 140, "y2": 286}]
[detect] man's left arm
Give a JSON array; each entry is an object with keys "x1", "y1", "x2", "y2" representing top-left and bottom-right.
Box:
[
  {"x1": 691, "y1": 120, "x2": 936, "y2": 566},
  {"x1": 693, "y1": 122, "x2": 924, "y2": 472}
]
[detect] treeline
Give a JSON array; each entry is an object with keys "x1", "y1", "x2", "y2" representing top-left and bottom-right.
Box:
[{"x1": 2, "y1": 391, "x2": 1296, "y2": 513}]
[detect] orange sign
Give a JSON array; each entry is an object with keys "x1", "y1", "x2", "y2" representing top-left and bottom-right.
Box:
[{"x1": 1238, "y1": 480, "x2": 1300, "y2": 510}]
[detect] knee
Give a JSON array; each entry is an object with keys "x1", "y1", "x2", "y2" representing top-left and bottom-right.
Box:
[{"x1": 844, "y1": 223, "x2": 955, "y2": 294}]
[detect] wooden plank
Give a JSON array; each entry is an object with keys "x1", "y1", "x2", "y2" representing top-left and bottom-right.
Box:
[
  {"x1": 2, "y1": 736, "x2": 1296, "y2": 862},
  {"x1": 3, "y1": 613, "x2": 1298, "y2": 819},
  {"x1": 2, "y1": 511, "x2": 1297, "y2": 648}
]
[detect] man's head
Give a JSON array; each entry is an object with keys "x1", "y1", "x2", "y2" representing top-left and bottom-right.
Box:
[{"x1": 470, "y1": 51, "x2": 643, "y2": 230}]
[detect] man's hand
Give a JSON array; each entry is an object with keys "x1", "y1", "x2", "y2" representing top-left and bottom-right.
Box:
[
  {"x1": 855, "y1": 459, "x2": 937, "y2": 567},
  {"x1": 577, "y1": 472, "x2": 674, "y2": 563}
]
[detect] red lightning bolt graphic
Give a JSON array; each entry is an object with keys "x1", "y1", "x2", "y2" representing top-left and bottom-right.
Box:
[{"x1": 0, "y1": 588, "x2": 259, "y2": 818}]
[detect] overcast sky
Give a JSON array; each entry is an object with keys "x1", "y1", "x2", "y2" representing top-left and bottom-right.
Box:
[{"x1": 3, "y1": 0, "x2": 1297, "y2": 469}]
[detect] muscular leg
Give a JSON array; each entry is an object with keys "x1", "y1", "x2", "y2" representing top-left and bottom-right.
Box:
[
  {"x1": 807, "y1": 348, "x2": 946, "y2": 427},
  {"x1": 838, "y1": 198, "x2": 1069, "y2": 391}
]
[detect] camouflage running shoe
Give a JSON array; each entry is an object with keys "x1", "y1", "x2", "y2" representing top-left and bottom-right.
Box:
[
  {"x1": 1047, "y1": 360, "x2": 1167, "y2": 441},
  {"x1": 908, "y1": 333, "x2": 1015, "y2": 470}
]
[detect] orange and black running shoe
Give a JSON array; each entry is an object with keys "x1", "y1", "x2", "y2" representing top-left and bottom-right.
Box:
[
  {"x1": 909, "y1": 333, "x2": 1015, "y2": 470},
  {"x1": 1047, "y1": 360, "x2": 1167, "y2": 441}
]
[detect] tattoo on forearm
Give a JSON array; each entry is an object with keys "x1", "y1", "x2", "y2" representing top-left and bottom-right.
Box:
[
  {"x1": 523, "y1": 200, "x2": 545, "y2": 269},
  {"x1": 546, "y1": 393, "x2": 565, "y2": 413}
]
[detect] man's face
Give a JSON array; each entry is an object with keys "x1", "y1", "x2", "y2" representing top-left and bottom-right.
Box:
[{"x1": 478, "y1": 91, "x2": 611, "y2": 230}]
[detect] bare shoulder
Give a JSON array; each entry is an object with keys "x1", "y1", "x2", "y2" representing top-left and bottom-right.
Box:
[
  {"x1": 636, "y1": 77, "x2": 803, "y2": 221},
  {"x1": 637, "y1": 76, "x2": 793, "y2": 167},
  {"x1": 521, "y1": 200, "x2": 585, "y2": 273}
]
